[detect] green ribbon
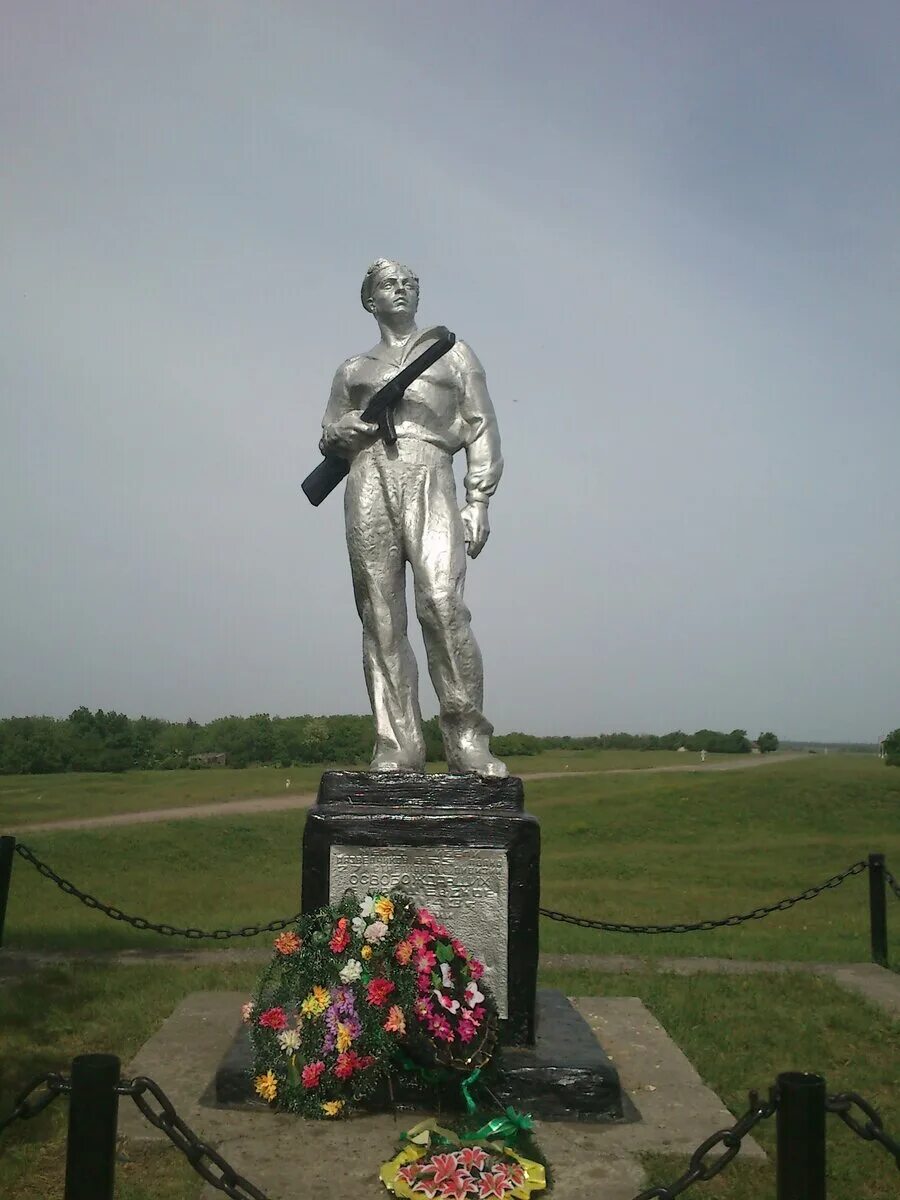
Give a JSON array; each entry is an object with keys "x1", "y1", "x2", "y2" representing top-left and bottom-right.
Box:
[
  {"x1": 461, "y1": 1107, "x2": 534, "y2": 1143},
  {"x1": 460, "y1": 1066, "x2": 481, "y2": 1114}
]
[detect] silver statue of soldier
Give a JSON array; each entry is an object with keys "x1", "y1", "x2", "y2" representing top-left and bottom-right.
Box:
[{"x1": 319, "y1": 259, "x2": 507, "y2": 779}]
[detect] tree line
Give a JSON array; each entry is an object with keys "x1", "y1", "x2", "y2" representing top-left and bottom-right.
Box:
[{"x1": 0, "y1": 709, "x2": 775, "y2": 775}]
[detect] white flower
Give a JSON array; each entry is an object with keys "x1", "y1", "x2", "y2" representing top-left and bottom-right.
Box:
[
  {"x1": 277, "y1": 1029, "x2": 302, "y2": 1052},
  {"x1": 364, "y1": 920, "x2": 388, "y2": 944},
  {"x1": 241, "y1": 1001, "x2": 254, "y2": 1024},
  {"x1": 440, "y1": 962, "x2": 454, "y2": 989},
  {"x1": 339, "y1": 958, "x2": 363, "y2": 983},
  {"x1": 351, "y1": 916, "x2": 366, "y2": 936},
  {"x1": 464, "y1": 981, "x2": 484, "y2": 1008},
  {"x1": 360, "y1": 895, "x2": 376, "y2": 918},
  {"x1": 435, "y1": 990, "x2": 460, "y2": 1013}
]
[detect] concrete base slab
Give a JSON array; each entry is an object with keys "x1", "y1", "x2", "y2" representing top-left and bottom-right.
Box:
[{"x1": 119, "y1": 991, "x2": 766, "y2": 1200}]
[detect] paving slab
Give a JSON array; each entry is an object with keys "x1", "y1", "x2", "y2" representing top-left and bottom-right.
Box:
[{"x1": 119, "y1": 990, "x2": 765, "y2": 1200}]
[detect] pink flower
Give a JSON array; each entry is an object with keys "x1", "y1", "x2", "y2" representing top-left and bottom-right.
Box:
[
  {"x1": 478, "y1": 1172, "x2": 512, "y2": 1199},
  {"x1": 429, "y1": 1014, "x2": 455, "y2": 1042},
  {"x1": 439, "y1": 1173, "x2": 476, "y2": 1200},
  {"x1": 414, "y1": 997, "x2": 434, "y2": 1020},
  {"x1": 366, "y1": 977, "x2": 396, "y2": 1007},
  {"x1": 451, "y1": 938, "x2": 468, "y2": 958},
  {"x1": 430, "y1": 1152, "x2": 468, "y2": 1186},
  {"x1": 459, "y1": 1147, "x2": 489, "y2": 1172},
  {"x1": 458, "y1": 1017, "x2": 478, "y2": 1043},
  {"x1": 417, "y1": 907, "x2": 438, "y2": 929},
  {"x1": 415, "y1": 949, "x2": 437, "y2": 973},
  {"x1": 417, "y1": 972, "x2": 433, "y2": 993},
  {"x1": 469, "y1": 959, "x2": 484, "y2": 980},
  {"x1": 431, "y1": 921, "x2": 450, "y2": 938},
  {"x1": 409, "y1": 928, "x2": 432, "y2": 952},
  {"x1": 258, "y1": 1007, "x2": 287, "y2": 1031},
  {"x1": 301, "y1": 1061, "x2": 325, "y2": 1089}
]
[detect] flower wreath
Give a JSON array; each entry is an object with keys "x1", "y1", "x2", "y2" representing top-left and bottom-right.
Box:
[{"x1": 246, "y1": 888, "x2": 498, "y2": 1119}]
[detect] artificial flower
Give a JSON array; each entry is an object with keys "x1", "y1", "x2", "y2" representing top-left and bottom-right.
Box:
[
  {"x1": 417, "y1": 907, "x2": 438, "y2": 929},
  {"x1": 333, "y1": 1051, "x2": 356, "y2": 1079},
  {"x1": 336, "y1": 1021, "x2": 353, "y2": 1053},
  {"x1": 360, "y1": 895, "x2": 376, "y2": 918},
  {"x1": 440, "y1": 962, "x2": 454, "y2": 989},
  {"x1": 253, "y1": 1071, "x2": 278, "y2": 1101},
  {"x1": 459, "y1": 1147, "x2": 489, "y2": 1172},
  {"x1": 277, "y1": 1028, "x2": 302, "y2": 1052},
  {"x1": 300, "y1": 988, "x2": 330, "y2": 1018},
  {"x1": 321, "y1": 1099, "x2": 344, "y2": 1117},
  {"x1": 329, "y1": 917, "x2": 350, "y2": 953},
  {"x1": 469, "y1": 959, "x2": 485, "y2": 980},
  {"x1": 465, "y1": 981, "x2": 485, "y2": 1008},
  {"x1": 435, "y1": 991, "x2": 461, "y2": 1014},
  {"x1": 409, "y1": 928, "x2": 431, "y2": 953},
  {"x1": 301, "y1": 1061, "x2": 326, "y2": 1089},
  {"x1": 430, "y1": 1153, "x2": 469, "y2": 1187},
  {"x1": 240, "y1": 1001, "x2": 254, "y2": 1024},
  {"x1": 364, "y1": 920, "x2": 389, "y2": 944},
  {"x1": 339, "y1": 958, "x2": 362, "y2": 983},
  {"x1": 373, "y1": 896, "x2": 395, "y2": 922},
  {"x1": 415, "y1": 949, "x2": 437, "y2": 974},
  {"x1": 478, "y1": 1171, "x2": 512, "y2": 1198},
  {"x1": 384, "y1": 1005, "x2": 406, "y2": 1034},
  {"x1": 452, "y1": 938, "x2": 468, "y2": 958},
  {"x1": 458, "y1": 1017, "x2": 478, "y2": 1043},
  {"x1": 273, "y1": 930, "x2": 301, "y2": 955},
  {"x1": 366, "y1": 977, "x2": 396, "y2": 1007},
  {"x1": 361, "y1": 945, "x2": 373, "y2": 960},
  {"x1": 258, "y1": 1006, "x2": 288, "y2": 1031},
  {"x1": 394, "y1": 939, "x2": 413, "y2": 965},
  {"x1": 351, "y1": 915, "x2": 367, "y2": 936}
]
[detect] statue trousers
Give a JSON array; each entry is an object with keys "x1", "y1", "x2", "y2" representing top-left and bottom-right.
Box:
[{"x1": 344, "y1": 438, "x2": 494, "y2": 771}]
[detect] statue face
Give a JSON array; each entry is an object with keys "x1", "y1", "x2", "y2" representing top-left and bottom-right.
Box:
[{"x1": 367, "y1": 268, "x2": 419, "y2": 320}]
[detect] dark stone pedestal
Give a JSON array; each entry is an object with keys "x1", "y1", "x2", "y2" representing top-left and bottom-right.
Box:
[
  {"x1": 302, "y1": 771, "x2": 539, "y2": 1046},
  {"x1": 214, "y1": 990, "x2": 629, "y2": 1122}
]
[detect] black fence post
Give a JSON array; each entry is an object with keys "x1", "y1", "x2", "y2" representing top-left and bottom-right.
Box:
[
  {"x1": 776, "y1": 1071, "x2": 826, "y2": 1200},
  {"x1": 868, "y1": 852, "x2": 888, "y2": 967},
  {"x1": 64, "y1": 1053, "x2": 120, "y2": 1200},
  {"x1": 0, "y1": 835, "x2": 15, "y2": 948}
]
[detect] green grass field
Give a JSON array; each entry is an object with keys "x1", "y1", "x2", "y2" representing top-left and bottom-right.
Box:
[
  {"x1": 1, "y1": 752, "x2": 899, "y2": 1198},
  {"x1": 2, "y1": 749, "x2": 734, "y2": 826},
  {"x1": 3, "y1": 754, "x2": 898, "y2": 962}
]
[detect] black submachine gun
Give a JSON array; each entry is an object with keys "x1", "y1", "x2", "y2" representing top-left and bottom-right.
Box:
[{"x1": 301, "y1": 328, "x2": 456, "y2": 506}]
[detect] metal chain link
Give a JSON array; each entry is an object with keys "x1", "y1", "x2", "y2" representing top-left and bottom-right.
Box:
[
  {"x1": 119, "y1": 1077, "x2": 270, "y2": 1199},
  {"x1": 13, "y1": 842, "x2": 300, "y2": 939},
  {"x1": 632, "y1": 1089, "x2": 778, "y2": 1198},
  {"x1": 0, "y1": 1073, "x2": 70, "y2": 1136},
  {"x1": 884, "y1": 866, "x2": 900, "y2": 903},
  {"x1": 827, "y1": 1092, "x2": 900, "y2": 1169},
  {"x1": 540, "y1": 860, "x2": 867, "y2": 933}
]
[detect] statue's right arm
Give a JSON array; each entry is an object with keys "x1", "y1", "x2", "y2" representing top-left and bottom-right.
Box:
[{"x1": 319, "y1": 361, "x2": 378, "y2": 459}]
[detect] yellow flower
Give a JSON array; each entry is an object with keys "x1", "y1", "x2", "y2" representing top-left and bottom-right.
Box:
[
  {"x1": 336, "y1": 1022, "x2": 353, "y2": 1053},
  {"x1": 254, "y1": 1071, "x2": 278, "y2": 1102},
  {"x1": 301, "y1": 987, "x2": 330, "y2": 1018},
  {"x1": 373, "y1": 896, "x2": 395, "y2": 923},
  {"x1": 361, "y1": 945, "x2": 373, "y2": 960},
  {"x1": 321, "y1": 1099, "x2": 344, "y2": 1117}
]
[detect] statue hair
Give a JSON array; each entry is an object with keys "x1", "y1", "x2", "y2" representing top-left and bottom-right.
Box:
[{"x1": 360, "y1": 259, "x2": 419, "y2": 311}]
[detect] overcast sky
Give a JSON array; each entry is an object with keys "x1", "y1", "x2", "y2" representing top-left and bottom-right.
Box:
[{"x1": 2, "y1": 1, "x2": 898, "y2": 742}]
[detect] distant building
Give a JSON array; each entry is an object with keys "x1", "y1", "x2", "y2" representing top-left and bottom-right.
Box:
[{"x1": 188, "y1": 751, "x2": 227, "y2": 766}]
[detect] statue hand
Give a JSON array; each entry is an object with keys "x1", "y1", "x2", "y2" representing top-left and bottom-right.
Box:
[
  {"x1": 460, "y1": 502, "x2": 490, "y2": 559},
  {"x1": 325, "y1": 412, "x2": 379, "y2": 456}
]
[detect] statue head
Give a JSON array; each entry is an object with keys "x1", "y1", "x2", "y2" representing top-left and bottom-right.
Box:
[{"x1": 360, "y1": 259, "x2": 420, "y2": 320}]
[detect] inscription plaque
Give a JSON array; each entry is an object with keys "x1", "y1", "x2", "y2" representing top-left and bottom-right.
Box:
[{"x1": 329, "y1": 845, "x2": 509, "y2": 1017}]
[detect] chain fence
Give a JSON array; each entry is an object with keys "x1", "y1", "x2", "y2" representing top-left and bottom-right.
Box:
[
  {"x1": 0, "y1": 1072, "x2": 69, "y2": 1136},
  {"x1": 538, "y1": 860, "x2": 867, "y2": 934},
  {"x1": 118, "y1": 1076, "x2": 271, "y2": 1199},
  {"x1": 885, "y1": 866, "x2": 900, "y2": 903},
  {"x1": 12, "y1": 841, "x2": 874, "y2": 943},
  {"x1": 13, "y1": 842, "x2": 301, "y2": 940},
  {"x1": 1, "y1": 1063, "x2": 899, "y2": 1197},
  {"x1": 632, "y1": 1088, "x2": 777, "y2": 1198}
]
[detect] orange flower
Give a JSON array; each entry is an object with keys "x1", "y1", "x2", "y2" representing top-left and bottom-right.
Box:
[
  {"x1": 384, "y1": 1005, "x2": 406, "y2": 1035},
  {"x1": 274, "y1": 930, "x2": 302, "y2": 956},
  {"x1": 394, "y1": 940, "x2": 413, "y2": 966},
  {"x1": 373, "y1": 896, "x2": 395, "y2": 922},
  {"x1": 254, "y1": 1071, "x2": 278, "y2": 1101}
]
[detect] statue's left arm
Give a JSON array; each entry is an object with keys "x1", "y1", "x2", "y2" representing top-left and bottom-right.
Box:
[{"x1": 456, "y1": 342, "x2": 503, "y2": 559}]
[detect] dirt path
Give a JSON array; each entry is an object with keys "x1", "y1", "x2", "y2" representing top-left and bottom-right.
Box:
[{"x1": 7, "y1": 753, "x2": 809, "y2": 835}]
